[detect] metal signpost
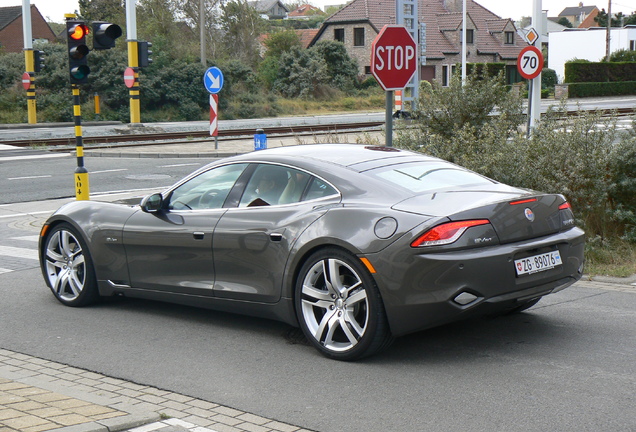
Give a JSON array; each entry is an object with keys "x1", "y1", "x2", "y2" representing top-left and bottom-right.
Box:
[
  {"x1": 203, "y1": 67, "x2": 224, "y2": 149},
  {"x1": 370, "y1": 25, "x2": 417, "y2": 147},
  {"x1": 517, "y1": 45, "x2": 544, "y2": 135}
]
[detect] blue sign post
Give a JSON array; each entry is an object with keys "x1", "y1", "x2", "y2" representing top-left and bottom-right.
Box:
[
  {"x1": 203, "y1": 67, "x2": 224, "y2": 150},
  {"x1": 203, "y1": 67, "x2": 224, "y2": 94}
]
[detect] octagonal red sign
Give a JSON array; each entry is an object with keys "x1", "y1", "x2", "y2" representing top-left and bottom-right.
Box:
[{"x1": 371, "y1": 25, "x2": 417, "y2": 91}]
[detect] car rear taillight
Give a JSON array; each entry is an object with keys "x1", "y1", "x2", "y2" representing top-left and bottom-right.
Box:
[
  {"x1": 411, "y1": 220, "x2": 490, "y2": 247},
  {"x1": 559, "y1": 202, "x2": 571, "y2": 210}
]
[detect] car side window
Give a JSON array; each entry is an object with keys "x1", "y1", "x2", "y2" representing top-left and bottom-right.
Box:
[
  {"x1": 167, "y1": 163, "x2": 248, "y2": 210},
  {"x1": 303, "y1": 177, "x2": 338, "y2": 201},
  {"x1": 239, "y1": 164, "x2": 311, "y2": 207}
]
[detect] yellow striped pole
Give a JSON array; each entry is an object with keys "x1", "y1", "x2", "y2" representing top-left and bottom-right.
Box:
[
  {"x1": 127, "y1": 40, "x2": 141, "y2": 124},
  {"x1": 72, "y1": 85, "x2": 90, "y2": 200},
  {"x1": 24, "y1": 49, "x2": 37, "y2": 124}
]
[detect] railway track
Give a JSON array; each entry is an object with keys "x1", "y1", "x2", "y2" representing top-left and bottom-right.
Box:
[
  {"x1": 2, "y1": 106, "x2": 634, "y2": 148},
  {"x1": 3, "y1": 121, "x2": 384, "y2": 148}
]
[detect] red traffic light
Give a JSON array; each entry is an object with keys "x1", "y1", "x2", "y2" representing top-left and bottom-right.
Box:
[{"x1": 69, "y1": 24, "x2": 89, "y2": 40}]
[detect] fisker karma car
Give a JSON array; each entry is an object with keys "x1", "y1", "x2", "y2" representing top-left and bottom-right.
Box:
[{"x1": 39, "y1": 144, "x2": 585, "y2": 360}]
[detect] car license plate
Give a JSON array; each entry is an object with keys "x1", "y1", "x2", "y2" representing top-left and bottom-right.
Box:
[{"x1": 515, "y1": 251, "x2": 562, "y2": 276}]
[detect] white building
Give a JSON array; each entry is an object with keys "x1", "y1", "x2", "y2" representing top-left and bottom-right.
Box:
[{"x1": 548, "y1": 26, "x2": 636, "y2": 82}]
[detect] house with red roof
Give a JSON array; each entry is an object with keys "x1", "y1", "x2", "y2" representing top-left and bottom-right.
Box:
[
  {"x1": 0, "y1": 5, "x2": 56, "y2": 53},
  {"x1": 309, "y1": 0, "x2": 527, "y2": 85}
]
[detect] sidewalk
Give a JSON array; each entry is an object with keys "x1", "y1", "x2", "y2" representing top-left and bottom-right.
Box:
[{"x1": 0, "y1": 349, "x2": 311, "y2": 432}]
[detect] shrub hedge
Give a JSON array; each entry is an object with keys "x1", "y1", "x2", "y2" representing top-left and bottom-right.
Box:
[
  {"x1": 568, "y1": 81, "x2": 636, "y2": 97},
  {"x1": 565, "y1": 61, "x2": 636, "y2": 83}
]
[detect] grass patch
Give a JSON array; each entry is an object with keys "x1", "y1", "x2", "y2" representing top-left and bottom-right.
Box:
[
  {"x1": 276, "y1": 92, "x2": 384, "y2": 116},
  {"x1": 584, "y1": 238, "x2": 636, "y2": 278}
]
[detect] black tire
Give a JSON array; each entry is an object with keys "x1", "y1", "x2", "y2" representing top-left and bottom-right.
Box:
[
  {"x1": 294, "y1": 248, "x2": 393, "y2": 361},
  {"x1": 40, "y1": 222, "x2": 99, "y2": 307}
]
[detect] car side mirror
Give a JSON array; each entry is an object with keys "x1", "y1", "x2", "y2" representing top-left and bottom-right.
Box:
[{"x1": 140, "y1": 193, "x2": 163, "y2": 213}]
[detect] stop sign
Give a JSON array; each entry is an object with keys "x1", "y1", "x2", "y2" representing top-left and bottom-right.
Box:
[{"x1": 371, "y1": 25, "x2": 417, "y2": 91}]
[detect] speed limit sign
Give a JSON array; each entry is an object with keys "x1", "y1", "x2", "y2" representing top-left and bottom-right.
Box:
[{"x1": 517, "y1": 46, "x2": 544, "y2": 80}]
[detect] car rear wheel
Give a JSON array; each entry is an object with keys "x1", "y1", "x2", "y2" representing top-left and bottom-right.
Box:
[
  {"x1": 41, "y1": 223, "x2": 98, "y2": 307},
  {"x1": 295, "y1": 248, "x2": 393, "y2": 360}
]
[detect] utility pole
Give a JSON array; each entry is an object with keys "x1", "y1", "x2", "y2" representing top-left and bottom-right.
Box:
[
  {"x1": 606, "y1": 0, "x2": 612, "y2": 61},
  {"x1": 200, "y1": 0, "x2": 206, "y2": 65},
  {"x1": 529, "y1": 0, "x2": 543, "y2": 132},
  {"x1": 461, "y1": 0, "x2": 467, "y2": 85}
]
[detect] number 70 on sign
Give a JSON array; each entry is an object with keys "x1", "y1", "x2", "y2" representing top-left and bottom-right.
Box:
[{"x1": 517, "y1": 46, "x2": 544, "y2": 80}]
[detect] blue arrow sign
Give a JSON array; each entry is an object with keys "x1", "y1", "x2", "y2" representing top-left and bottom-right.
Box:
[{"x1": 203, "y1": 67, "x2": 224, "y2": 94}]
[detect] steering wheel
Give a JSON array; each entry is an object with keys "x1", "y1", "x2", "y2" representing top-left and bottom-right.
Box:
[{"x1": 198, "y1": 190, "x2": 222, "y2": 208}]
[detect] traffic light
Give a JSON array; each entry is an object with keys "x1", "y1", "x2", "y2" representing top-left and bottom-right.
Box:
[
  {"x1": 33, "y1": 50, "x2": 45, "y2": 72},
  {"x1": 92, "y1": 21, "x2": 122, "y2": 50},
  {"x1": 66, "y1": 20, "x2": 90, "y2": 84},
  {"x1": 137, "y1": 41, "x2": 153, "y2": 67}
]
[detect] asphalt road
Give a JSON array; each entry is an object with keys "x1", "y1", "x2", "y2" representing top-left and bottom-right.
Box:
[
  {"x1": 1, "y1": 265, "x2": 634, "y2": 432},
  {"x1": 0, "y1": 153, "x2": 205, "y2": 204}
]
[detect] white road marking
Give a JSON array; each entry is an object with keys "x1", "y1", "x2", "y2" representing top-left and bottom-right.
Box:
[
  {"x1": 0, "y1": 153, "x2": 68, "y2": 161},
  {"x1": 8, "y1": 175, "x2": 52, "y2": 180},
  {"x1": 11, "y1": 235, "x2": 39, "y2": 242},
  {"x1": 0, "y1": 210, "x2": 52, "y2": 219},
  {"x1": 0, "y1": 268, "x2": 13, "y2": 274},
  {"x1": 0, "y1": 245, "x2": 38, "y2": 260},
  {"x1": 92, "y1": 169, "x2": 128, "y2": 174},
  {"x1": 158, "y1": 163, "x2": 201, "y2": 168}
]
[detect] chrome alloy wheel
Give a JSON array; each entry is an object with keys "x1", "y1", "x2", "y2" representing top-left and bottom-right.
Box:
[
  {"x1": 44, "y1": 228, "x2": 87, "y2": 302},
  {"x1": 300, "y1": 258, "x2": 369, "y2": 352}
]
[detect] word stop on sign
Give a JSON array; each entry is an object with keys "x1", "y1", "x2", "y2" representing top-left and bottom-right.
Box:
[{"x1": 373, "y1": 45, "x2": 415, "y2": 71}]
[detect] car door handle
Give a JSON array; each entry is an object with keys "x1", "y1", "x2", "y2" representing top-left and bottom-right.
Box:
[
  {"x1": 269, "y1": 233, "x2": 283, "y2": 242},
  {"x1": 193, "y1": 232, "x2": 205, "y2": 240}
]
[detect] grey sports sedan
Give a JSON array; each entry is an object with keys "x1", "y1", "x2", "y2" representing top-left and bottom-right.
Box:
[{"x1": 39, "y1": 144, "x2": 585, "y2": 360}]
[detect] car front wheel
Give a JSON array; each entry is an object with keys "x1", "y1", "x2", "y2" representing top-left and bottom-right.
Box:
[
  {"x1": 295, "y1": 248, "x2": 393, "y2": 360},
  {"x1": 41, "y1": 223, "x2": 98, "y2": 307}
]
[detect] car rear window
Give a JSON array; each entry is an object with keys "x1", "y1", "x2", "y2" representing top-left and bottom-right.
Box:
[{"x1": 367, "y1": 161, "x2": 495, "y2": 193}]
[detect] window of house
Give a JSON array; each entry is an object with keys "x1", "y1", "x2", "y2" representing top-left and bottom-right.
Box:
[
  {"x1": 334, "y1": 28, "x2": 345, "y2": 43},
  {"x1": 630, "y1": 40, "x2": 636, "y2": 51},
  {"x1": 364, "y1": 66, "x2": 371, "y2": 74},
  {"x1": 442, "y1": 65, "x2": 449, "y2": 87},
  {"x1": 464, "y1": 29, "x2": 474, "y2": 44},
  {"x1": 354, "y1": 28, "x2": 365, "y2": 46},
  {"x1": 459, "y1": 29, "x2": 474, "y2": 44},
  {"x1": 505, "y1": 31, "x2": 515, "y2": 44}
]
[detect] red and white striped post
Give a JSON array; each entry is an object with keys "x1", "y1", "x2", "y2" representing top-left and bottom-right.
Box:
[
  {"x1": 210, "y1": 94, "x2": 218, "y2": 149},
  {"x1": 394, "y1": 90, "x2": 403, "y2": 112}
]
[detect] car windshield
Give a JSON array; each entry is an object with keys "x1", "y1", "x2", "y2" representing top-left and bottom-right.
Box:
[{"x1": 367, "y1": 161, "x2": 495, "y2": 194}]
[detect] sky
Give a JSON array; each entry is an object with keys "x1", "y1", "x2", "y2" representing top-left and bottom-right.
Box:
[{"x1": 1, "y1": 0, "x2": 634, "y2": 24}]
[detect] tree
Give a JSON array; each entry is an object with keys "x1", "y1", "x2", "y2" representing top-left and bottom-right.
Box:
[
  {"x1": 219, "y1": 0, "x2": 264, "y2": 67},
  {"x1": 78, "y1": 0, "x2": 125, "y2": 24},
  {"x1": 624, "y1": 12, "x2": 636, "y2": 25},
  {"x1": 594, "y1": 9, "x2": 623, "y2": 27},
  {"x1": 263, "y1": 30, "x2": 301, "y2": 59},
  {"x1": 274, "y1": 47, "x2": 328, "y2": 98},
  {"x1": 311, "y1": 40, "x2": 359, "y2": 91},
  {"x1": 557, "y1": 17, "x2": 573, "y2": 28}
]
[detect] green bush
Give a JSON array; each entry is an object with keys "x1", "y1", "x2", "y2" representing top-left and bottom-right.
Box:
[
  {"x1": 568, "y1": 81, "x2": 636, "y2": 97},
  {"x1": 565, "y1": 61, "x2": 636, "y2": 83}
]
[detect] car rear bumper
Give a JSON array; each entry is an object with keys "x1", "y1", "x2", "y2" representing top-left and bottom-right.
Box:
[{"x1": 369, "y1": 227, "x2": 585, "y2": 337}]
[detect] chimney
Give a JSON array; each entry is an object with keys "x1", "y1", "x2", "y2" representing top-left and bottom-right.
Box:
[{"x1": 579, "y1": 2, "x2": 583, "y2": 7}]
